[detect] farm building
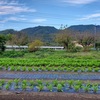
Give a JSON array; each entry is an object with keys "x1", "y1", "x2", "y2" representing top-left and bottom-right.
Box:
[
  {"x1": 5, "y1": 45, "x2": 28, "y2": 51},
  {"x1": 5, "y1": 45, "x2": 64, "y2": 50}
]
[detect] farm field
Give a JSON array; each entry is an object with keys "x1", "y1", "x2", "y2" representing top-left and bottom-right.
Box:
[{"x1": 0, "y1": 50, "x2": 100, "y2": 100}]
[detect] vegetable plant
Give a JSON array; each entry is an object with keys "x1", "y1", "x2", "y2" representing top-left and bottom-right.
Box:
[
  {"x1": 0, "y1": 66, "x2": 3, "y2": 70},
  {"x1": 5, "y1": 84, "x2": 10, "y2": 90},
  {"x1": 10, "y1": 66, "x2": 15, "y2": 71},
  {"x1": 67, "y1": 80, "x2": 74, "y2": 88},
  {"x1": 30, "y1": 80, "x2": 34, "y2": 86},
  {"x1": 47, "y1": 84, "x2": 53, "y2": 92},
  {"x1": 53, "y1": 79, "x2": 58, "y2": 87},
  {"x1": 28, "y1": 67, "x2": 33, "y2": 71},
  {"x1": 22, "y1": 67, "x2": 27, "y2": 71},
  {"x1": 14, "y1": 79, "x2": 20, "y2": 85},
  {"x1": 22, "y1": 84, "x2": 27, "y2": 90},
  {"x1": 74, "y1": 85, "x2": 80, "y2": 92},
  {"x1": 22, "y1": 80, "x2": 27, "y2": 85},
  {"x1": 83, "y1": 85, "x2": 90, "y2": 92},
  {"x1": 37, "y1": 84, "x2": 44, "y2": 91},
  {"x1": 36, "y1": 80, "x2": 43, "y2": 85},
  {"x1": 16, "y1": 66, "x2": 21, "y2": 71},
  {"x1": 57, "y1": 84, "x2": 63, "y2": 92},
  {"x1": 92, "y1": 84, "x2": 98, "y2": 93}
]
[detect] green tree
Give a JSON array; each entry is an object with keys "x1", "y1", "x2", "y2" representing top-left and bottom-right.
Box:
[
  {"x1": 95, "y1": 42, "x2": 100, "y2": 51},
  {"x1": 0, "y1": 35, "x2": 7, "y2": 52}
]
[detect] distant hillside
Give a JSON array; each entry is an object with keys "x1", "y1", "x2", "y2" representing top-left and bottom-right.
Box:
[
  {"x1": 0, "y1": 25, "x2": 100, "y2": 35},
  {"x1": 0, "y1": 29, "x2": 17, "y2": 34},
  {"x1": 68, "y1": 25, "x2": 100, "y2": 34},
  {"x1": 0, "y1": 26, "x2": 58, "y2": 35},
  {"x1": 0, "y1": 26, "x2": 58, "y2": 43},
  {"x1": 20, "y1": 26, "x2": 58, "y2": 43},
  {"x1": 0, "y1": 25, "x2": 100, "y2": 43},
  {"x1": 21, "y1": 26, "x2": 58, "y2": 35}
]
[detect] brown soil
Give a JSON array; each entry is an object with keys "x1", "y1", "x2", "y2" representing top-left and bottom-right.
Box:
[{"x1": 0, "y1": 91, "x2": 100, "y2": 100}]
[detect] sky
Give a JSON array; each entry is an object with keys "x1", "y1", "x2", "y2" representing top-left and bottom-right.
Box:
[{"x1": 0, "y1": 0, "x2": 100, "y2": 30}]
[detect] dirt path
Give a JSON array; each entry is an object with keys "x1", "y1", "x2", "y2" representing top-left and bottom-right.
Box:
[{"x1": 0, "y1": 92, "x2": 100, "y2": 100}]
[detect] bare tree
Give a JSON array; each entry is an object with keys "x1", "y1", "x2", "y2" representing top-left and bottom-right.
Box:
[
  {"x1": 77, "y1": 32, "x2": 95, "y2": 51},
  {"x1": 8, "y1": 32, "x2": 29, "y2": 45},
  {"x1": 55, "y1": 29, "x2": 72, "y2": 49}
]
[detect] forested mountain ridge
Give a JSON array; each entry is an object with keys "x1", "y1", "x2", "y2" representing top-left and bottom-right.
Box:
[
  {"x1": 20, "y1": 26, "x2": 58, "y2": 35},
  {"x1": 68, "y1": 25, "x2": 100, "y2": 34},
  {"x1": 0, "y1": 25, "x2": 100, "y2": 35}
]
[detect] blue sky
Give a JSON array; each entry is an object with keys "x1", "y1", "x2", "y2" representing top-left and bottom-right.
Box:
[{"x1": 0, "y1": 0, "x2": 100, "y2": 30}]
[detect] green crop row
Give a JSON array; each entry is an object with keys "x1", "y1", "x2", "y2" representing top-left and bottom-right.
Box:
[
  {"x1": 0, "y1": 58, "x2": 99, "y2": 67},
  {"x1": 0, "y1": 66, "x2": 100, "y2": 72},
  {"x1": 0, "y1": 79, "x2": 99, "y2": 93}
]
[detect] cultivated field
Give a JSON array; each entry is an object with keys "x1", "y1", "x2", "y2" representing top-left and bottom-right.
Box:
[{"x1": 0, "y1": 50, "x2": 100, "y2": 100}]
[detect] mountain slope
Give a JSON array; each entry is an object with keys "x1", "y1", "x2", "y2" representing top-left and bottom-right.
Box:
[
  {"x1": 0, "y1": 29, "x2": 17, "y2": 34},
  {"x1": 68, "y1": 25, "x2": 100, "y2": 34},
  {"x1": 20, "y1": 26, "x2": 58, "y2": 35}
]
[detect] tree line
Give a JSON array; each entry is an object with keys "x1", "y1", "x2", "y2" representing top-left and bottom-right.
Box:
[{"x1": 0, "y1": 29, "x2": 100, "y2": 52}]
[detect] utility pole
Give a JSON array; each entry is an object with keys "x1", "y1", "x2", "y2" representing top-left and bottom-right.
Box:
[
  {"x1": 94, "y1": 24, "x2": 97, "y2": 49},
  {"x1": 94, "y1": 24, "x2": 96, "y2": 35}
]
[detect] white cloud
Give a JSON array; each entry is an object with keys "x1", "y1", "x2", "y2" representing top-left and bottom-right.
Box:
[
  {"x1": 0, "y1": 6, "x2": 36, "y2": 15},
  {"x1": 62, "y1": 0, "x2": 97, "y2": 4},
  {"x1": 0, "y1": 0, "x2": 36, "y2": 15},
  {"x1": 0, "y1": 17, "x2": 47, "y2": 24},
  {"x1": 78, "y1": 13, "x2": 100, "y2": 20},
  {"x1": 32, "y1": 18, "x2": 47, "y2": 23},
  {"x1": 0, "y1": 0, "x2": 20, "y2": 5},
  {"x1": 0, "y1": 17, "x2": 27, "y2": 23},
  {"x1": 0, "y1": 0, "x2": 7, "y2": 5}
]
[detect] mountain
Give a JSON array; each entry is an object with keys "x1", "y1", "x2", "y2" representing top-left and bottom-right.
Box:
[
  {"x1": 0, "y1": 25, "x2": 100, "y2": 35},
  {"x1": 0, "y1": 25, "x2": 99, "y2": 44},
  {"x1": 0, "y1": 26, "x2": 58, "y2": 35},
  {"x1": 0, "y1": 26, "x2": 58, "y2": 43},
  {"x1": 68, "y1": 25, "x2": 100, "y2": 34},
  {"x1": 21, "y1": 26, "x2": 58, "y2": 35},
  {"x1": 20, "y1": 26, "x2": 58, "y2": 43},
  {"x1": 0, "y1": 29, "x2": 17, "y2": 34}
]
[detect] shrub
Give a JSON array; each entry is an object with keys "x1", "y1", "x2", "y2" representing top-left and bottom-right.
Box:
[
  {"x1": 28, "y1": 40, "x2": 43, "y2": 52},
  {"x1": 68, "y1": 43, "x2": 83, "y2": 52},
  {"x1": 2, "y1": 51, "x2": 25, "y2": 58}
]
